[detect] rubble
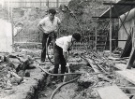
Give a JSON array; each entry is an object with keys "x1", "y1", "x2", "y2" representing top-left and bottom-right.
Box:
[
  {"x1": 0, "y1": 52, "x2": 38, "y2": 98},
  {"x1": 77, "y1": 72, "x2": 95, "y2": 88},
  {"x1": 0, "y1": 48, "x2": 133, "y2": 99}
]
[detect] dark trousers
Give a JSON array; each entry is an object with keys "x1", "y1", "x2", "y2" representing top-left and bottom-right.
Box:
[
  {"x1": 53, "y1": 44, "x2": 66, "y2": 74},
  {"x1": 41, "y1": 32, "x2": 56, "y2": 62}
]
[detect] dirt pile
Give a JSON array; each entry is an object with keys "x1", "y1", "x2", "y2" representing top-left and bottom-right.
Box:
[{"x1": 0, "y1": 54, "x2": 36, "y2": 92}]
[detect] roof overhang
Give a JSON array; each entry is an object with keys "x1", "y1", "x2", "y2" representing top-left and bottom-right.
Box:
[{"x1": 98, "y1": 0, "x2": 135, "y2": 19}]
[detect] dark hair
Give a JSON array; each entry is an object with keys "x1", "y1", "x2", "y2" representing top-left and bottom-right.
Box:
[
  {"x1": 48, "y1": 8, "x2": 56, "y2": 15},
  {"x1": 72, "y1": 33, "x2": 81, "y2": 42}
]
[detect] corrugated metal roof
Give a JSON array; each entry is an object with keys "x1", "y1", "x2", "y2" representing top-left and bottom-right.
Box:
[{"x1": 99, "y1": 0, "x2": 135, "y2": 18}]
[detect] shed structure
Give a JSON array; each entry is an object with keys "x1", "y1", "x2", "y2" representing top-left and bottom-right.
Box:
[
  {"x1": 96, "y1": 0, "x2": 135, "y2": 68},
  {"x1": 94, "y1": 0, "x2": 135, "y2": 51}
]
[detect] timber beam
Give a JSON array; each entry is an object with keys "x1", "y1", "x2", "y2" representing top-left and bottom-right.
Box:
[{"x1": 103, "y1": 2, "x2": 135, "y2": 6}]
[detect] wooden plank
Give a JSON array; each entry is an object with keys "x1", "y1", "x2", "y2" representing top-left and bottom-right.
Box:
[
  {"x1": 97, "y1": 85, "x2": 129, "y2": 99},
  {"x1": 127, "y1": 69, "x2": 135, "y2": 74},
  {"x1": 85, "y1": 58, "x2": 110, "y2": 82},
  {"x1": 14, "y1": 42, "x2": 42, "y2": 45},
  {"x1": 85, "y1": 58, "x2": 100, "y2": 73},
  {"x1": 108, "y1": 56, "x2": 129, "y2": 61},
  {"x1": 116, "y1": 70, "x2": 135, "y2": 85},
  {"x1": 120, "y1": 87, "x2": 135, "y2": 90},
  {"x1": 114, "y1": 63, "x2": 127, "y2": 70}
]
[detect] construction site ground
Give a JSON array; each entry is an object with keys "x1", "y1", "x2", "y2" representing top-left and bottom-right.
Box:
[{"x1": 1, "y1": 47, "x2": 135, "y2": 99}]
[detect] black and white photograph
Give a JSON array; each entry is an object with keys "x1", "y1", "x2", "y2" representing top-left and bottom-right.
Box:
[{"x1": 0, "y1": 0, "x2": 135, "y2": 99}]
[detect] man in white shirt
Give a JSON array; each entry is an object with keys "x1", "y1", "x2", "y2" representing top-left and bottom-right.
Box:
[
  {"x1": 38, "y1": 8, "x2": 61, "y2": 62},
  {"x1": 53, "y1": 33, "x2": 81, "y2": 77}
]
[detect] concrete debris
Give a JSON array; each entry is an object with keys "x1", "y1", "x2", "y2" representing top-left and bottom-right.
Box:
[
  {"x1": 16, "y1": 56, "x2": 36, "y2": 73},
  {"x1": 0, "y1": 55, "x2": 5, "y2": 63},
  {"x1": 113, "y1": 47, "x2": 123, "y2": 54}
]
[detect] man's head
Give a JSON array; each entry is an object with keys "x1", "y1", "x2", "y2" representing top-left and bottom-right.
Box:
[
  {"x1": 48, "y1": 8, "x2": 56, "y2": 20},
  {"x1": 72, "y1": 33, "x2": 81, "y2": 42}
]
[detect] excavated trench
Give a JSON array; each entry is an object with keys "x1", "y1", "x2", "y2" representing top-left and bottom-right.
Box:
[{"x1": 36, "y1": 62, "x2": 90, "y2": 99}]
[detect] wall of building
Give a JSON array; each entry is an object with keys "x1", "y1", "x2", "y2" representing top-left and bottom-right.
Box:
[
  {"x1": 118, "y1": 8, "x2": 135, "y2": 49},
  {"x1": 0, "y1": 19, "x2": 13, "y2": 52}
]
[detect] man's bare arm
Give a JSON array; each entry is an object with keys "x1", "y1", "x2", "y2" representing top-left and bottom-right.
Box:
[{"x1": 38, "y1": 24, "x2": 45, "y2": 33}]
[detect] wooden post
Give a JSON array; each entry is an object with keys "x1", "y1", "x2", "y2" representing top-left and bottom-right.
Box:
[
  {"x1": 109, "y1": 6, "x2": 112, "y2": 52},
  {"x1": 57, "y1": 0, "x2": 59, "y2": 8},
  {"x1": 11, "y1": 7, "x2": 14, "y2": 47},
  {"x1": 1, "y1": 0, "x2": 4, "y2": 8},
  {"x1": 46, "y1": 0, "x2": 49, "y2": 8},
  {"x1": 7, "y1": 1, "x2": 14, "y2": 52},
  {"x1": 95, "y1": 27, "x2": 97, "y2": 51},
  {"x1": 40, "y1": 0, "x2": 41, "y2": 8},
  {"x1": 7, "y1": 0, "x2": 10, "y2": 20}
]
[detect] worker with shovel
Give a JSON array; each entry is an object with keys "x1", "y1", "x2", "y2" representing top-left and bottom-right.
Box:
[
  {"x1": 52, "y1": 33, "x2": 81, "y2": 81},
  {"x1": 38, "y1": 8, "x2": 61, "y2": 63}
]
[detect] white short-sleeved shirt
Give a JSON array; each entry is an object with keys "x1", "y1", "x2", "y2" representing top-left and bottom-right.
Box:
[
  {"x1": 39, "y1": 16, "x2": 61, "y2": 34},
  {"x1": 55, "y1": 35, "x2": 72, "y2": 52}
]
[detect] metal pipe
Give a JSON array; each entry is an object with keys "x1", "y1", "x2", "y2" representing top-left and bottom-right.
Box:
[
  {"x1": 38, "y1": 66, "x2": 83, "y2": 76},
  {"x1": 50, "y1": 76, "x2": 80, "y2": 99}
]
